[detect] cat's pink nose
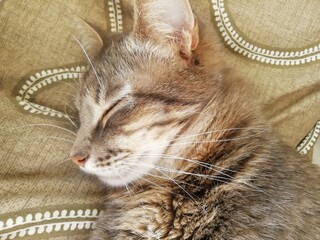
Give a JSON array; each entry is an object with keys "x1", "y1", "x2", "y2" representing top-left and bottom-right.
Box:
[{"x1": 71, "y1": 153, "x2": 88, "y2": 167}]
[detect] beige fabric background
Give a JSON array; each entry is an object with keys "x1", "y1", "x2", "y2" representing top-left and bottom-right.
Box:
[{"x1": 0, "y1": 0, "x2": 319, "y2": 239}]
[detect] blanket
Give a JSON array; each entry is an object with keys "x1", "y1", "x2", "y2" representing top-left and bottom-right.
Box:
[{"x1": 0, "y1": 0, "x2": 319, "y2": 239}]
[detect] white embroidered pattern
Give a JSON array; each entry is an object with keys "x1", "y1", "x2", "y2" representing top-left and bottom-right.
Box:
[
  {"x1": 16, "y1": 66, "x2": 87, "y2": 119},
  {"x1": 211, "y1": 0, "x2": 320, "y2": 65},
  {"x1": 108, "y1": 0, "x2": 123, "y2": 32},
  {"x1": 297, "y1": 121, "x2": 320, "y2": 155},
  {"x1": 0, "y1": 209, "x2": 101, "y2": 239}
]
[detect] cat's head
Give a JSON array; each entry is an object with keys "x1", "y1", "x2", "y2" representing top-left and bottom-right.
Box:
[{"x1": 70, "y1": 0, "x2": 219, "y2": 186}]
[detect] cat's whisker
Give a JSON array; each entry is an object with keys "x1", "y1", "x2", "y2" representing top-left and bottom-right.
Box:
[
  {"x1": 132, "y1": 152, "x2": 238, "y2": 174},
  {"x1": 121, "y1": 166, "x2": 187, "y2": 199},
  {"x1": 122, "y1": 160, "x2": 201, "y2": 183},
  {"x1": 122, "y1": 152, "x2": 258, "y2": 186},
  {"x1": 28, "y1": 95, "x2": 76, "y2": 111},
  {"x1": 72, "y1": 36, "x2": 103, "y2": 87},
  {"x1": 121, "y1": 181, "x2": 151, "y2": 220},
  {"x1": 63, "y1": 105, "x2": 78, "y2": 129},
  {"x1": 150, "y1": 166, "x2": 202, "y2": 207},
  {"x1": 146, "y1": 105, "x2": 258, "y2": 122},
  {"x1": 122, "y1": 161, "x2": 208, "y2": 191},
  {"x1": 155, "y1": 165, "x2": 264, "y2": 194},
  {"x1": 70, "y1": 75, "x2": 82, "y2": 87},
  {"x1": 138, "y1": 153, "x2": 260, "y2": 179},
  {"x1": 153, "y1": 164, "x2": 259, "y2": 191},
  {"x1": 124, "y1": 161, "x2": 226, "y2": 182},
  {"x1": 42, "y1": 157, "x2": 71, "y2": 173},
  {"x1": 126, "y1": 183, "x2": 137, "y2": 197},
  {"x1": 46, "y1": 159, "x2": 86, "y2": 184},
  {"x1": 59, "y1": 80, "x2": 80, "y2": 92},
  {"x1": 56, "y1": 157, "x2": 73, "y2": 167},
  {"x1": 137, "y1": 131, "x2": 266, "y2": 152},
  {"x1": 21, "y1": 136, "x2": 74, "y2": 144},
  {"x1": 123, "y1": 163, "x2": 249, "y2": 208},
  {"x1": 116, "y1": 172, "x2": 133, "y2": 196},
  {"x1": 127, "y1": 153, "x2": 230, "y2": 178},
  {"x1": 132, "y1": 181, "x2": 144, "y2": 193},
  {"x1": 59, "y1": 65, "x2": 82, "y2": 89},
  {"x1": 49, "y1": 90, "x2": 78, "y2": 100},
  {"x1": 64, "y1": 114, "x2": 78, "y2": 129},
  {"x1": 124, "y1": 162, "x2": 264, "y2": 194},
  {"x1": 170, "y1": 127, "x2": 268, "y2": 142},
  {"x1": 12, "y1": 123, "x2": 77, "y2": 136}
]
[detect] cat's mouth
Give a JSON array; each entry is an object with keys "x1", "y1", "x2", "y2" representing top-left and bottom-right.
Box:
[{"x1": 77, "y1": 153, "x2": 161, "y2": 187}]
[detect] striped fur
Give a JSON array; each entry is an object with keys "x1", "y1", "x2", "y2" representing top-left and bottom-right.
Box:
[{"x1": 71, "y1": 0, "x2": 320, "y2": 239}]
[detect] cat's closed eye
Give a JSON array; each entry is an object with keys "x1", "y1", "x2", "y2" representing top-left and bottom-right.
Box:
[{"x1": 100, "y1": 97, "x2": 130, "y2": 127}]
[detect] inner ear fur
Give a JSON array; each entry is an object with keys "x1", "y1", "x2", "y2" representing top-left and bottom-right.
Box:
[{"x1": 133, "y1": 0, "x2": 199, "y2": 59}]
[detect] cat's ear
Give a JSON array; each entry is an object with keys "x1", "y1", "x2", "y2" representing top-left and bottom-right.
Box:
[
  {"x1": 73, "y1": 17, "x2": 104, "y2": 59},
  {"x1": 133, "y1": 0, "x2": 199, "y2": 59}
]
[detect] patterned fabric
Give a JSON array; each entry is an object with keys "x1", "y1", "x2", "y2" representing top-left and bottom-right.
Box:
[
  {"x1": 212, "y1": 0, "x2": 320, "y2": 66},
  {"x1": 0, "y1": 0, "x2": 319, "y2": 239},
  {"x1": 297, "y1": 121, "x2": 320, "y2": 165}
]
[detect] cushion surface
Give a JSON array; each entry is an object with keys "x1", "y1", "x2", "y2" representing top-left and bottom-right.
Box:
[{"x1": 0, "y1": 0, "x2": 319, "y2": 239}]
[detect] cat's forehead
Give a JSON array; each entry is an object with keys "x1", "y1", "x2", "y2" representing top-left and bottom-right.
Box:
[
  {"x1": 82, "y1": 37, "x2": 175, "y2": 93},
  {"x1": 79, "y1": 41, "x2": 133, "y2": 99}
]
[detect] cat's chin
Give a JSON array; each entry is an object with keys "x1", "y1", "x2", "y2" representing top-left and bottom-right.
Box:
[
  {"x1": 98, "y1": 174, "x2": 140, "y2": 187},
  {"x1": 80, "y1": 167, "x2": 141, "y2": 187},
  {"x1": 79, "y1": 168, "x2": 139, "y2": 187}
]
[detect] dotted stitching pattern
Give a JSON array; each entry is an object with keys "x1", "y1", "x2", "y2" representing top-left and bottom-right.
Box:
[
  {"x1": 15, "y1": 66, "x2": 87, "y2": 119},
  {"x1": 108, "y1": 0, "x2": 123, "y2": 33},
  {"x1": 297, "y1": 121, "x2": 320, "y2": 155},
  {"x1": 0, "y1": 209, "x2": 101, "y2": 239},
  {"x1": 211, "y1": 0, "x2": 320, "y2": 65}
]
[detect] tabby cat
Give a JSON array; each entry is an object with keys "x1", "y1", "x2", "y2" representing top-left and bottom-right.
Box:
[{"x1": 70, "y1": 0, "x2": 320, "y2": 239}]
